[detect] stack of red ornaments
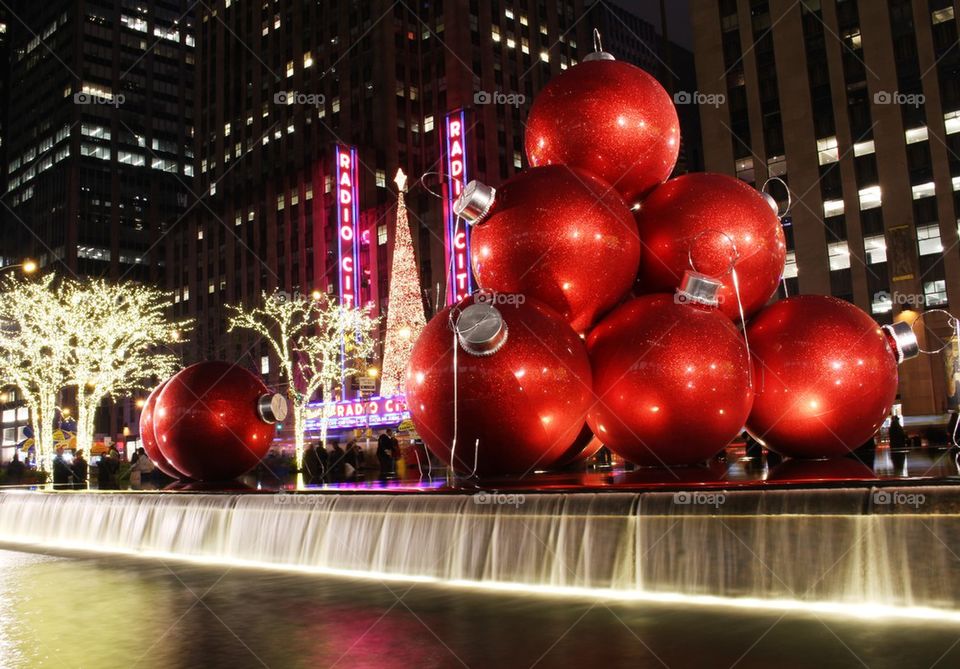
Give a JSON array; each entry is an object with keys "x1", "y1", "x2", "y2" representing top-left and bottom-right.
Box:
[{"x1": 406, "y1": 46, "x2": 918, "y2": 477}]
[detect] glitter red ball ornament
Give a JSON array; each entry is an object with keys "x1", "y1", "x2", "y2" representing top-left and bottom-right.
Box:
[
  {"x1": 154, "y1": 361, "x2": 287, "y2": 481},
  {"x1": 525, "y1": 53, "x2": 680, "y2": 204},
  {"x1": 585, "y1": 292, "x2": 754, "y2": 466},
  {"x1": 633, "y1": 173, "x2": 786, "y2": 321},
  {"x1": 457, "y1": 165, "x2": 640, "y2": 333},
  {"x1": 746, "y1": 296, "x2": 917, "y2": 459},
  {"x1": 405, "y1": 296, "x2": 593, "y2": 478},
  {"x1": 139, "y1": 378, "x2": 184, "y2": 479}
]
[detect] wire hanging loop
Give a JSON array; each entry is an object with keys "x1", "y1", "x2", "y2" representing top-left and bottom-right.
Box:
[
  {"x1": 593, "y1": 28, "x2": 603, "y2": 54},
  {"x1": 687, "y1": 229, "x2": 740, "y2": 278},
  {"x1": 911, "y1": 309, "x2": 960, "y2": 355},
  {"x1": 761, "y1": 176, "x2": 792, "y2": 219},
  {"x1": 413, "y1": 171, "x2": 447, "y2": 200}
]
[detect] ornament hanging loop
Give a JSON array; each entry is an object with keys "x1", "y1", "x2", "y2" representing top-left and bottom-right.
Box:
[
  {"x1": 584, "y1": 29, "x2": 615, "y2": 62},
  {"x1": 413, "y1": 171, "x2": 446, "y2": 200},
  {"x1": 761, "y1": 176, "x2": 791, "y2": 219},
  {"x1": 910, "y1": 309, "x2": 960, "y2": 355},
  {"x1": 593, "y1": 28, "x2": 603, "y2": 53},
  {"x1": 687, "y1": 229, "x2": 740, "y2": 278}
]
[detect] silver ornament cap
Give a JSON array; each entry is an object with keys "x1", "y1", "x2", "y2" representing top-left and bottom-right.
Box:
[
  {"x1": 454, "y1": 181, "x2": 497, "y2": 225},
  {"x1": 882, "y1": 321, "x2": 920, "y2": 364},
  {"x1": 583, "y1": 50, "x2": 615, "y2": 62},
  {"x1": 455, "y1": 302, "x2": 509, "y2": 356},
  {"x1": 258, "y1": 393, "x2": 288, "y2": 423},
  {"x1": 676, "y1": 270, "x2": 722, "y2": 308}
]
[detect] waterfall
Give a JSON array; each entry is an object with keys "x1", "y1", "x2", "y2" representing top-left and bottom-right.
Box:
[{"x1": 1, "y1": 487, "x2": 959, "y2": 616}]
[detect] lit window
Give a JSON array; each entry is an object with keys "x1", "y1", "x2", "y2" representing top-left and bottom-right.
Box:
[
  {"x1": 424, "y1": 115, "x2": 434, "y2": 133},
  {"x1": 505, "y1": 8, "x2": 514, "y2": 19},
  {"x1": 767, "y1": 155, "x2": 787, "y2": 177},
  {"x1": 540, "y1": 51, "x2": 550, "y2": 62},
  {"x1": 197, "y1": 226, "x2": 203, "y2": 240},
  {"x1": 863, "y1": 235, "x2": 887, "y2": 264},
  {"x1": 912, "y1": 181, "x2": 935, "y2": 199},
  {"x1": 945, "y1": 110, "x2": 960, "y2": 135},
  {"x1": 378, "y1": 225, "x2": 388, "y2": 245},
  {"x1": 917, "y1": 224, "x2": 943, "y2": 256},
  {"x1": 332, "y1": 97, "x2": 340, "y2": 113},
  {"x1": 853, "y1": 140, "x2": 875, "y2": 156},
  {"x1": 783, "y1": 251, "x2": 798, "y2": 279},
  {"x1": 858, "y1": 185, "x2": 882, "y2": 210},
  {"x1": 932, "y1": 6, "x2": 955, "y2": 24},
  {"x1": 286, "y1": 61, "x2": 294, "y2": 77},
  {"x1": 507, "y1": 37, "x2": 516, "y2": 49},
  {"x1": 827, "y1": 241, "x2": 850, "y2": 270},
  {"x1": 376, "y1": 169, "x2": 386, "y2": 188},
  {"x1": 872, "y1": 292, "x2": 892, "y2": 315},
  {"x1": 261, "y1": 355, "x2": 270, "y2": 374},
  {"x1": 924, "y1": 279, "x2": 948, "y2": 306},
  {"x1": 817, "y1": 136, "x2": 839, "y2": 165},
  {"x1": 823, "y1": 198, "x2": 844, "y2": 217},
  {"x1": 735, "y1": 157, "x2": 754, "y2": 183},
  {"x1": 492, "y1": 26, "x2": 501, "y2": 42},
  {"x1": 905, "y1": 126, "x2": 928, "y2": 144},
  {"x1": 224, "y1": 122, "x2": 231, "y2": 136},
  {"x1": 303, "y1": 51, "x2": 313, "y2": 68}
]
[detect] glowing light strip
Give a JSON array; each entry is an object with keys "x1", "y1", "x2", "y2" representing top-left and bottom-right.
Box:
[
  {"x1": 4, "y1": 536, "x2": 960, "y2": 624},
  {"x1": 335, "y1": 144, "x2": 360, "y2": 391},
  {"x1": 443, "y1": 109, "x2": 473, "y2": 304}
]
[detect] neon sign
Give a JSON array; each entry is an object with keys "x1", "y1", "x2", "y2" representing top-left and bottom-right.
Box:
[
  {"x1": 444, "y1": 110, "x2": 473, "y2": 304},
  {"x1": 336, "y1": 145, "x2": 360, "y2": 309},
  {"x1": 304, "y1": 395, "x2": 410, "y2": 431}
]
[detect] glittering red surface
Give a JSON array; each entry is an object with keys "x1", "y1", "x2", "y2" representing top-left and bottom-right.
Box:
[
  {"x1": 405, "y1": 296, "x2": 592, "y2": 477},
  {"x1": 746, "y1": 296, "x2": 899, "y2": 458},
  {"x1": 470, "y1": 165, "x2": 640, "y2": 334},
  {"x1": 633, "y1": 173, "x2": 786, "y2": 321},
  {"x1": 154, "y1": 361, "x2": 275, "y2": 481},
  {"x1": 555, "y1": 423, "x2": 604, "y2": 466},
  {"x1": 525, "y1": 59, "x2": 680, "y2": 204},
  {"x1": 139, "y1": 378, "x2": 184, "y2": 479},
  {"x1": 586, "y1": 294, "x2": 754, "y2": 466}
]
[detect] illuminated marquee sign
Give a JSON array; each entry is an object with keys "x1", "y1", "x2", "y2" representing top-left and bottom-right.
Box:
[
  {"x1": 336, "y1": 145, "x2": 360, "y2": 309},
  {"x1": 443, "y1": 110, "x2": 473, "y2": 304},
  {"x1": 304, "y1": 395, "x2": 410, "y2": 431}
]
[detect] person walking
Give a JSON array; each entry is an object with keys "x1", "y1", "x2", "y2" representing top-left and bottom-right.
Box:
[
  {"x1": 97, "y1": 450, "x2": 120, "y2": 490},
  {"x1": 304, "y1": 444, "x2": 325, "y2": 485},
  {"x1": 52, "y1": 446, "x2": 73, "y2": 490},
  {"x1": 5, "y1": 452, "x2": 25, "y2": 485},
  {"x1": 889, "y1": 415, "x2": 907, "y2": 450},
  {"x1": 71, "y1": 449, "x2": 88, "y2": 490},
  {"x1": 129, "y1": 447, "x2": 154, "y2": 489},
  {"x1": 377, "y1": 429, "x2": 398, "y2": 479},
  {"x1": 328, "y1": 442, "x2": 346, "y2": 482},
  {"x1": 344, "y1": 440, "x2": 364, "y2": 481}
]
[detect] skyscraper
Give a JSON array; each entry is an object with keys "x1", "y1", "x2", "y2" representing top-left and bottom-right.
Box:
[
  {"x1": 2, "y1": 0, "x2": 195, "y2": 283},
  {"x1": 691, "y1": 0, "x2": 960, "y2": 416}
]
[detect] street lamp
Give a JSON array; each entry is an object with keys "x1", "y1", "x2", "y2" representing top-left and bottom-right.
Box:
[{"x1": 0, "y1": 259, "x2": 37, "y2": 275}]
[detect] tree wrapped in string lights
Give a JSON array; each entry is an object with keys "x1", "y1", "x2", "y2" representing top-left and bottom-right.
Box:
[
  {"x1": 227, "y1": 290, "x2": 379, "y2": 469},
  {"x1": 63, "y1": 279, "x2": 186, "y2": 458},
  {"x1": 0, "y1": 275, "x2": 71, "y2": 470},
  {"x1": 379, "y1": 168, "x2": 427, "y2": 397}
]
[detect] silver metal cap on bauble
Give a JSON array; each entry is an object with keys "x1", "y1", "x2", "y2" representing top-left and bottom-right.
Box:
[
  {"x1": 258, "y1": 393, "x2": 289, "y2": 423},
  {"x1": 455, "y1": 303, "x2": 509, "y2": 356},
  {"x1": 677, "y1": 270, "x2": 722, "y2": 308},
  {"x1": 454, "y1": 181, "x2": 497, "y2": 225},
  {"x1": 882, "y1": 321, "x2": 920, "y2": 364},
  {"x1": 583, "y1": 50, "x2": 615, "y2": 62}
]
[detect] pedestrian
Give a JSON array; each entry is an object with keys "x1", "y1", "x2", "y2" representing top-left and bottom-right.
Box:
[
  {"x1": 129, "y1": 447, "x2": 154, "y2": 489},
  {"x1": 97, "y1": 449, "x2": 120, "y2": 490},
  {"x1": 52, "y1": 446, "x2": 73, "y2": 490},
  {"x1": 5, "y1": 452, "x2": 25, "y2": 485},
  {"x1": 889, "y1": 415, "x2": 907, "y2": 450},
  {"x1": 304, "y1": 444, "x2": 325, "y2": 484},
  {"x1": 328, "y1": 441, "x2": 346, "y2": 482},
  {"x1": 344, "y1": 440, "x2": 364, "y2": 481},
  {"x1": 71, "y1": 449, "x2": 88, "y2": 490},
  {"x1": 377, "y1": 429, "x2": 397, "y2": 479}
]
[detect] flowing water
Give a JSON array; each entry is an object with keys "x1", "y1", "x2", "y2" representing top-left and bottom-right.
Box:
[{"x1": 2, "y1": 488, "x2": 960, "y2": 613}]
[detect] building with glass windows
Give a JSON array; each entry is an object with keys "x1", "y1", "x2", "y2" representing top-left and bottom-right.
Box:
[{"x1": 691, "y1": 0, "x2": 960, "y2": 415}]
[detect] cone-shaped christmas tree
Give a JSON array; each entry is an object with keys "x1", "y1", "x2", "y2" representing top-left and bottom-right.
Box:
[{"x1": 380, "y1": 168, "x2": 427, "y2": 396}]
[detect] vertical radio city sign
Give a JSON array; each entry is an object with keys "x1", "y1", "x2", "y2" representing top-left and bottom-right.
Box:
[
  {"x1": 335, "y1": 144, "x2": 360, "y2": 309},
  {"x1": 443, "y1": 109, "x2": 474, "y2": 304}
]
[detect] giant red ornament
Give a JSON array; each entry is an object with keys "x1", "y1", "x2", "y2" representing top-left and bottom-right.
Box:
[
  {"x1": 586, "y1": 291, "x2": 754, "y2": 466},
  {"x1": 456, "y1": 165, "x2": 640, "y2": 333},
  {"x1": 405, "y1": 296, "x2": 592, "y2": 478},
  {"x1": 139, "y1": 378, "x2": 184, "y2": 479},
  {"x1": 633, "y1": 173, "x2": 786, "y2": 321},
  {"x1": 746, "y1": 296, "x2": 917, "y2": 459},
  {"x1": 154, "y1": 361, "x2": 287, "y2": 481},
  {"x1": 525, "y1": 52, "x2": 680, "y2": 204}
]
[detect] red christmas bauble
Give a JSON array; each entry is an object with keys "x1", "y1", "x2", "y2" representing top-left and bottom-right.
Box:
[
  {"x1": 586, "y1": 294, "x2": 754, "y2": 466},
  {"x1": 405, "y1": 296, "x2": 592, "y2": 478},
  {"x1": 746, "y1": 296, "x2": 899, "y2": 459},
  {"x1": 465, "y1": 165, "x2": 640, "y2": 333},
  {"x1": 555, "y1": 423, "x2": 604, "y2": 467},
  {"x1": 154, "y1": 361, "x2": 286, "y2": 481},
  {"x1": 525, "y1": 58, "x2": 679, "y2": 204},
  {"x1": 139, "y1": 378, "x2": 184, "y2": 479},
  {"x1": 634, "y1": 173, "x2": 786, "y2": 321}
]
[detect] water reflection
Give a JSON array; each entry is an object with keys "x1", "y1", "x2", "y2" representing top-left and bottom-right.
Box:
[{"x1": 2, "y1": 547, "x2": 960, "y2": 668}]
